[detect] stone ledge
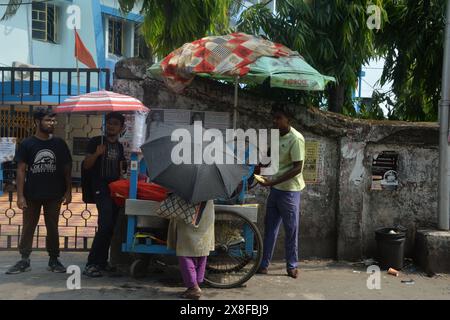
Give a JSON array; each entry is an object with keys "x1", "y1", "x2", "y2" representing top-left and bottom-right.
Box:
[
  {"x1": 115, "y1": 57, "x2": 152, "y2": 80},
  {"x1": 415, "y1": 229, "x2": 450, "y2": 274}
]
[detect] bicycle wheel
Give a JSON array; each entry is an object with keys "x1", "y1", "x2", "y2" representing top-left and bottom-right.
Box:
[
  {"x1": 205, "y1": 210, "x2": 263, "y2": 289},
  {"x1": 130, "y1": 258, "x2": 149, "y2": 279}
]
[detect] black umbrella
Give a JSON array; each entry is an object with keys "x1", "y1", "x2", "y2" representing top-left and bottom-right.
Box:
[{"x1": 141, "y1": 127, "x2": 249, "y2": 204}]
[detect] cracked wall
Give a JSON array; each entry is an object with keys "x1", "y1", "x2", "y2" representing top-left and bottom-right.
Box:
[{"x1": 113, "y1": 58, "x2": 439, "y2": 261}]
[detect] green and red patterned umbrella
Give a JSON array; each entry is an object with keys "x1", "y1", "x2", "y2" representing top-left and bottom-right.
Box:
[{"x1": 149, "y1": 32, "x2": 334, "y2": 127}]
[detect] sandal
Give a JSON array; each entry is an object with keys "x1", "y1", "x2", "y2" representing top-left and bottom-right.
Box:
[
  {"x1": 179, "y1": 287, "x2": 202, "y2": 300},
  {"x1": 83, "y1": 265, "x2": 102, "y2": 278},
  {"x1": 287, "y1": 268, "x2": 298, "y2": 279}
]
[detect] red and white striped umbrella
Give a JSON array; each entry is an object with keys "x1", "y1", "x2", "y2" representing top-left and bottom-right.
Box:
[{"x1": 55, "y1": 90, "x2": 148, "y2": 114}]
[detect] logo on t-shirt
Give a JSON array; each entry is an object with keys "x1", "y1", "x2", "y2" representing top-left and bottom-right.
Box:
[
  {"x1": 31, "y1": 149, "x2": 57, "y2": 174},
  {"x1": 107, "y1": 147, "x2": 119, "y2": 161}
]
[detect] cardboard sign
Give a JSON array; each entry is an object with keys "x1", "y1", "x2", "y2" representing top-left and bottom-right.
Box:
[{"x1": 304, "y1": 141, "x2": 321, "y2": 184}]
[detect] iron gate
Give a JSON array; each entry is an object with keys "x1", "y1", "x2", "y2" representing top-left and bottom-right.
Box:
[
  {"x1": 0, "y1": 66, "x2": 110, "y2": 251},
  {"x1": 0, "y1": 184, "x2": 98, "y2": 251}
]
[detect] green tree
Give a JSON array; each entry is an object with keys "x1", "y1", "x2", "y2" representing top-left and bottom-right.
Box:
[
  {"x1": 374, "y1": 0, "x2": 445, "y2": 121},
  {"x1": 3, "y1": 0, "x2": 445, "y2": 121},
  {"x1": 118, "y1": 0, "x2": 233, "y2": 57},
  {"x1": 237, "y1": 0, "x2": 386, "y2": 113}
]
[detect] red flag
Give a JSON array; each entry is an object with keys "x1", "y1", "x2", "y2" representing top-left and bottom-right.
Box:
[{"x1": 74, "y1": 29, "x2": 96, "y2": 68}]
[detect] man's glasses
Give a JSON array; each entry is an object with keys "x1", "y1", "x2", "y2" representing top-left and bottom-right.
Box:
[{"x1": 42, "y1": 119, "x2": 57, "y2": 124}]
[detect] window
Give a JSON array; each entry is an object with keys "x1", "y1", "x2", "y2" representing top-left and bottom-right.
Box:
[
  {"x1": 32, "y1": 1, "x2": 59, "y2": 43},
  {"x1": 108, "y1": 19, "x2": 124, "y2": 56},
  {"x1": 133, "y1": 23, "x2": 151, "y2": 59}
]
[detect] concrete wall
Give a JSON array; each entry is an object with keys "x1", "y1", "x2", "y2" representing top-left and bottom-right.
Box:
[
  {"x1": 336, "y1": 126, "x2": 438, "y2": 260},
  {"x1": 113, "y1": 58, "x2": 439, "y2": 261},
  {"x1": 0, "y1": 4, "x2": 31, "y2": 68},
  {"x1": 361, "y1": 137, "x2": 438, "y2": 258}
]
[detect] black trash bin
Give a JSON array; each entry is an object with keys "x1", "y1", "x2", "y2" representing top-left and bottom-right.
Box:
[{"x1": 375, "y1": 227, "x2": 406, "y2": 270}]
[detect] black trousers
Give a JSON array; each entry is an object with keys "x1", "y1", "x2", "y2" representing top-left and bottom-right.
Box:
[
  {"x1": 19, "y1": 199, "x2": 62, "y2": 259},
  {"x1": 87, "y1": 182, "x2": 119, "y2": 267}
]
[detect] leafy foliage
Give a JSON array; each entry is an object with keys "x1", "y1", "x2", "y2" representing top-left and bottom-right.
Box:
[
  {"x1": 237, "y1": 0, "x2": 386, "y2": 113},
  {"x1": 2, "y1": 0, "x2": 446, "y2": 120},
  {"x1": 119, "y1": 0, "x2": 233, "y2": 57},
  {"x1": 374, "y1": 0, "x2": 445, "y2": 121}
]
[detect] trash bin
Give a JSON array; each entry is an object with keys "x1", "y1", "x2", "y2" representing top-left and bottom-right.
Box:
[{"x1": 375, "y1": 227, "x2": 406, "y2": 270}]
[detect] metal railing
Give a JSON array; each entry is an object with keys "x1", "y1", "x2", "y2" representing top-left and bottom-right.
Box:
[
  {"x1": 0, "y1": 66, "x2": 109, "y2": 250},
  {"x1": 0, "y1": 184, "x2": 97, "y2": 251},
  {"x1": 0, "y1": 67, "x2": 111, "y2": 105}
]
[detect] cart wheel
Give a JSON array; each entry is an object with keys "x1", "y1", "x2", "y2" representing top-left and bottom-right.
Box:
[
  {"x1": 205, "y1": 210, "x2": 262, "y2": 289},
  {"x1": 130, "y1": 259, "x2": 149, "y2": 279}
]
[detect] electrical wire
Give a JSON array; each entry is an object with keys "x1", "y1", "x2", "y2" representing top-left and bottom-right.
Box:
[{"x1": 0, "y1": 0, "x2": 52, "y2": 6}]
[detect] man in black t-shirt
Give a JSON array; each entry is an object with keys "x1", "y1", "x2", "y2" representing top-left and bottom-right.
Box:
[
  {"x1": 6, "y1": 107, "x2": 72, "y2": 275},
  {"x1": 83, "y1": 112, "x2": 126, "y2": 277}
]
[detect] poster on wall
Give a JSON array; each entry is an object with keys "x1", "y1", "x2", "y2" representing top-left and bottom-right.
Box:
[
  {"x1": 371, "y1": 151, "x2": 399, "y2": 191},
  {"x1": 146, "y1": 109, "x2": 231, "y2": 141},
  {"x1": 303, "y1": 140, "x2": 322, "y2": 184},
  {"x1": 0, "y1": 137, "x2": 16, "y2": 163}
]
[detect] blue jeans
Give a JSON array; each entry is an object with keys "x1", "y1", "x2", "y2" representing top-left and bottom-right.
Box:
[
  {"x1": 87, "y1": 181, "x2": 119, "y2": 267},
  {"x1": 261, "y1": 188, "x2": 301, "y2": 270}
]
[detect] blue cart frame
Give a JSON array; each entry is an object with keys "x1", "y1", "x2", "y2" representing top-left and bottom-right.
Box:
[{"x1": 122, "y1": 152, "x2": 262, "y2": 288}]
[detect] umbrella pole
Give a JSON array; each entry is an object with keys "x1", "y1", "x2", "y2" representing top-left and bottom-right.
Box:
[
  {"x1": 233, "y1": 76, "x2": 239, "y2": 129},
  {"x1": 101, "y1": 114, "x2": 105, "y2": 177},
  {"x1": 101, "y1": 114, "x2": 105, "y2": 144},
  {"x1": 65, "y1": 114, "x2": 71, "y2": 142},
  {"x1": 233, "y1": 76, "x2": 247, "y2": 204}
]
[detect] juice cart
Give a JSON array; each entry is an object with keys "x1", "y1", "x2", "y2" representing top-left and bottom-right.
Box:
[{"x1": 122, "y1": 153, "x2": 263, "y2": 289}]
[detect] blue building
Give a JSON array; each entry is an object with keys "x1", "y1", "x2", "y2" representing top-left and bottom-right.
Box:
[
  {"x1": 0, "y1": 0, "x2": 150, "y2": 184},
  {"x1": 0, "y1": 0, "x2": 148, "y2": 108}
]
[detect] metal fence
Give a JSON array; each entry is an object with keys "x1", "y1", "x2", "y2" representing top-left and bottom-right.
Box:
[
  {"x1": 0, "y1": 66, "x2": 109, "y2": 251},
  {"x1": 0, "y1": 184, "x2": 98, "y2": 251},
  {"x1": 0, "y1": 66, "x2": 111, "y2": 105}
]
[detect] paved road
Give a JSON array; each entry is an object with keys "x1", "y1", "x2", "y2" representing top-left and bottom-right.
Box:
[{"x1": 0, "y1": 251, "x2": 449, "y2": 300}]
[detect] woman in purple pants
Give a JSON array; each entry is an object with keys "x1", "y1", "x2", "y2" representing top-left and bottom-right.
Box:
[{"x1": 167, "y1": 200, "x2": 215, "y2": 299}]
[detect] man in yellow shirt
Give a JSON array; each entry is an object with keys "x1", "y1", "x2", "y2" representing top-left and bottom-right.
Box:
[{"x1": 257, "y1": 107, "x2": 305, "y2": 279}]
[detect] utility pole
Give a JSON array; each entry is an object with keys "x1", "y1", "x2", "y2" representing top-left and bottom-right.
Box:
[{"x1": 438, "y1": 0, "x2": 450, "y2": 230}]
